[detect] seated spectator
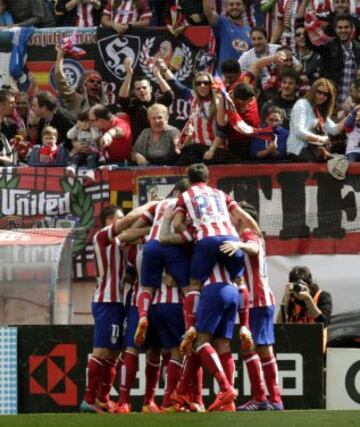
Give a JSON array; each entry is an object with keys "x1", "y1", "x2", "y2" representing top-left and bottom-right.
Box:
[
  {"x1": 66, "y1": 110, "x2": 102, "y2": 181},
  {"x1": 55, "y1": 46, "x2": 107, "y2": 121},
  {"x1": 0, "y1": 132, "x2": 13, "y2": 165},
  {"x1": 7, "y1": 0, "x2": 54, "y2": 27},
  {"x1": 54, "y1": 0, "x2": 107, "y2": 27},
  {"x1": 0, "y1": 0, "x2": 14, "y2": 26},
  {"x1": 276, "y1": 265, "x2": 332, "y2": 353},
  {"x1": 118, "y1": 57, "x2": 174, "y2": 142},
  {"x1": 30, "y1": 91, "x2": 74, "y2": 150},
  {"x1": 89, "y1": 104, "x2": 132, "y2": 164},
  {"x1": 101, "y1": 0, "x2": 152, "y2": 34},
  {"x1": 131, "y1": 103, "x2": 179, "y2": 165},
  {"x1": 294, "y1": 26, "x2": 320, "y2": 86},
  {"x1": 250, "y1": 106, "x2": 288, "y2": 161},
  {"x1": 28, "y1": 126, "x2": 69, "y2": 167},
  {"x1": 287, "y1": 78, "x2": 349, "y2": 162},
  {"x1": 261, "y1": 67, "x2": 300, "y2": 129}
]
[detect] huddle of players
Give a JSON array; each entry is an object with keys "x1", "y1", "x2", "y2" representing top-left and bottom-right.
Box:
[{"x1": 80, "y1": 163, "x2": 284, "y2": 414}]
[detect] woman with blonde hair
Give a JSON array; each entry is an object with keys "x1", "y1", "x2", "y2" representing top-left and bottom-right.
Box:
[
  {"x1": 287, "y1": 78, "x2": 349, "y2": 162},
  {"x1": 131, "y1": 103, "x2": 180, "y2": 165}
]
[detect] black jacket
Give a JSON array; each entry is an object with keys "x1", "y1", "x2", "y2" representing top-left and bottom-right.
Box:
[{"x1": 306, "y1": 34, "x2": 360, "y2": 86}]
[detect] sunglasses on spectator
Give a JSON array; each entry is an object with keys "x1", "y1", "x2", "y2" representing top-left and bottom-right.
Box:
[
  {"x1": 295, "y1": 31, "x2": 305, "y2": 37},
  {"x1": 195, "y1": 81, "x2": 211, "y2": 87},
  {"x1": 88, "y1": 79, "x2": 102, "y2": 84},
  {"x1": 316, "y1": 89, "x2": 329, "y2": 97}
]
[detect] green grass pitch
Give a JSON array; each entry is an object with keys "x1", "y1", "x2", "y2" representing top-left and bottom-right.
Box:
[{"x1": 1, "y1": 411, "x2": 360, "y2": 427}]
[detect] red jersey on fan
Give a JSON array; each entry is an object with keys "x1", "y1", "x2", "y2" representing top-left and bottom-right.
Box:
[
  {"x1": 102, "y1": 0, "x2": 152, "y2": 24},
  {"x1": 104, "y1": 114, "x2": 132, "y2": 162},
  {"x1": 93, "y1": 223, "x2": 126, "y2": 303},
  {"x1": 241, "y1": 230, "x2": 275, "y2": 308}
]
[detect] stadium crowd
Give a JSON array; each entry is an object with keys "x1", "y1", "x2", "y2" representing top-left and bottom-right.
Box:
[{"x1": 0, "y1": 0, "x2": 360, "y2": 176}]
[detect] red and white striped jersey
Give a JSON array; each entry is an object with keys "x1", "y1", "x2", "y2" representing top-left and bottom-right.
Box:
[
  {"x1": 103, "y1": 0, "x2": 152, "y2": 24},
  {"x1": 203, "y1": 263, "x2": 235, "y2": 287},
  {"x1": 141, "y1": 198, "x2": 193, "y2": 243},
  {"x1": 76, "y1": 3, "x2": 94, "y2": 27},
  {"x1": 242, "y1": 5, "x2": 256, "y2": 29},
  {"x1": 175, "y1": 183, "x2": 238, "y2": 241},
  {"x1": 93, "y1": 223, "x2": 125, "y2": 303},
  {"x1": 191, "y1": 99, "x2": 216, "y2": 146},
  {"x1": 141, "y1": 198, "x2": 175, "y2": 241},
  {"x1": 153, "y1": 282, "x2": 182, "y2": 304},
  {"x1": 241, "y1": 230, "x2": 275, "y2": 308}
]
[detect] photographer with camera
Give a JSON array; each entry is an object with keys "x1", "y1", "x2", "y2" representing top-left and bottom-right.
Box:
[{"x1": 277, "y1": 266, "x2": 332, "y2": 352}]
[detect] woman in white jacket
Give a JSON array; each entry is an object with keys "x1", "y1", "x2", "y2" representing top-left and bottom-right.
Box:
[{"x1": 287, "y1": 78, "x2": 348, "y2": 162}]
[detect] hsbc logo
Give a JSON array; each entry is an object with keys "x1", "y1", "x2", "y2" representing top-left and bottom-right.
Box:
[{"x1": 29, "y1": 344, "x2": 78, "y2": 406}]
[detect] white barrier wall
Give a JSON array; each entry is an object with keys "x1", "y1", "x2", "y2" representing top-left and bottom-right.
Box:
[{"x1": 327, "y1": 348, "x2": 360, "y2": 409}]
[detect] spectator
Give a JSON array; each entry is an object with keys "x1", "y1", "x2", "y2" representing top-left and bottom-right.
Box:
[
  {"x1": 55, "y1": 46, "x2": 107, "y2": 121},
  {"x1": 0, "y1": 132, "x2": 13, "y2": 165},
  {"x1": 294, "y1": 26, "x2": 320, "y2": 85},
  {"x1": 131, "y1": 103, "x2": 179, "y2": 165},
  {"x1": 0, "y1": 89, "x2": 23, "y2": 141},
  {"x1": 66, "y1": 109, "x2": 102, "y2": 181},
  {"x1": 239, "y1": 27, "x2": 301, "y2": 92},
  {"x1": 258, "y1": 46, "x2": 302, "y2": 103},
  {"x1": 306, "y1": 14, "x2": 360, "y2": 106},
  {"x1": 30, "y1": 91, "x2": 74, "y2": 150},
  {"x1": 101, "y1": 0, "x2": 152, "y2": 34},
  {"x1": 322, "y1": 0, "x2": 360, "y2": 40},
  {"x1": 261, "y1": 67, "x2": 300, "y2": 129},
  {"x1": 226, "y1": 82, "x2": 260, "y2": 162},
  {"x1": 343, "y1": 80, "x2": 360, "y2": 162},
  {"x1": 118, "y1": 57, "x2": 174, "y2": 142},
  {"x1": 54, "y1": 0, "x2": 107, "y2": 27},
  {"x1": 0, "y1": 0, "x2": 14, "y2": 26},
  {"x1": 250, "y1": 106, "x2": 289, "y2": 161},
  {"x1": 276, "y1": 265, "x2": 332, "y2": 353},
  {"x1": 270, "y1": 0, "x2": 307, "y2": 47},
  {"x1": 89, "y1": 103, "x2": 132, "y2": 164},
  {"x1": 15, "y1": 92, "x2": 30, "y2": 127},
  {"x1": 203, "y1": 0, "x2": 252, "y2": 74},
  {"x1": 28, "y1": 126, "x2": 69, "y2": 166},
  {"x1": 7, "y1": 0, "x2": 55, "y2": 27},
  {"x1": 287, "y1": 78, "x2": 349, "y2": 162},
  {"x1": 164, "y1": 69, "x2": 238, "y2": 165}
]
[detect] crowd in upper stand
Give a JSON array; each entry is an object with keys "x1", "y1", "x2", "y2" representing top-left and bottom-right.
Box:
[{"x1": 1, "y1": 0, "x2": 360, "y2": 180}]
